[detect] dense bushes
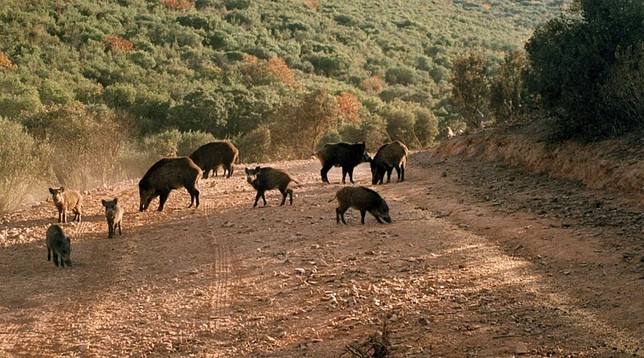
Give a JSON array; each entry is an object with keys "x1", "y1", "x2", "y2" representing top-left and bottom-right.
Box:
[
  {"x1": 21, "y1": 103, "x2": 130, "y2": 190},
  {"x1": 526, "y1": 0, "x2": 644, "y2": 139}
]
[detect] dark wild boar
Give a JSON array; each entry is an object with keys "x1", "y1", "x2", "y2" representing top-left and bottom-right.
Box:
[
  {"x1": 332, "y1": 186, "x2": 392, "y2": 225},
  {"x1": 46, "y1": 224, "x2": 72, "y2": 268},
  {"x1": 49, "y1": 187, "x2": 82, "y2": 223},
  {"x1": 315, "y1": 142, "x2": 371, "y2": 184},
  {"x1": 101, "y1": 198, "x2": 123, "y2": 239},
  {"x1": 370, "y1": 141, "x2": 409, "y2": 184},
  {"x1": 245, "y1": 166, "x2": 298, "y2": 207},
  {"x1": 189, "y1": 141, "x2": 239, "y2": 179},
  {"x1": 139, "y1": 157, "x2": 202, "y2": 212}
]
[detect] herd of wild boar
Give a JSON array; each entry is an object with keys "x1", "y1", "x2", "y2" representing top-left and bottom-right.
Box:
[{"x1": 44, "y1": 140, "x2": 409, "y2": 268}]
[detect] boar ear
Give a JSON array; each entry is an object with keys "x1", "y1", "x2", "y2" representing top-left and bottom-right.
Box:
[
  {"x1": 113, "y1": 198, "x2": 118, "y2": 204},
  {"x1": 49, "y1": 188, "x2": 55, "y2": 194},
  {"x1": 60, "y1": 187, "x2": 65, "y2": 192},
  {"x1": 101, "y1": 199, "x2": 107, "y2": 206},
  {"x1": 255, "y1": 166, "x2": 261, "y2": 171}
]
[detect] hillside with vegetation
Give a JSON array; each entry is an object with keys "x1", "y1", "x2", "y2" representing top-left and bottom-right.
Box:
[{"x1": 1, "y1": 0, "x2": 642, "y2": 212}]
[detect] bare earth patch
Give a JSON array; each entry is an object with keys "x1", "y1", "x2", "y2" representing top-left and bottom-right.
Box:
[{"x1": 1, "y1": 128, "x2": 642, "y2": 357}]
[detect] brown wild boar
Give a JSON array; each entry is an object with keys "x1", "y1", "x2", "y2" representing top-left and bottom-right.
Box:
[
  {"x1": 139, "y1": 157, "x2": 202, "y2": 212},
  {"x1": 46, "y1": 224, "x2": 72, "y2": 268},
  {"x1": 245, "y1": 166, "x2": 298, "y2": 207},
  {"x1": 332, "y1": 186, "x2": 392, "y2": 225},
  {"x1": 370, "y1": 141, "x2": 409, "y2": 184},
  {"x1": 49, "y1": 187, "x2": 82, "y2": 223},
  {"x1": 189, "y1": 141, "x2": 239, "y2": 179},
  {"x1": 101, "y1": 198, "x2": 123, "y2": 239},
  {"x1": 315, "y1": 142, "x2": 371, "y2": 184}
]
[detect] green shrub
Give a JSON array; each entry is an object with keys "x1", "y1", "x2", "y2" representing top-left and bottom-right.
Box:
[
  {"x1": 234, "y1": 126, "x2": 271, "y2": 163},
  {"x1": 338, "y1": 114, "x2": 388, "y2": 152},
  {"x1": 414, "y1": 107, "x2": 439, "y2": 147},
  {"x1": 39, "y1": 80, "x2": 74, "y2": 105},
  {"x1": 142, "y1": 129, "x2": 182, "y2": 159},
  {"x1": 177, "y1": 130, "x2": 217, "y2": 156},
  {"x1": 381, "y1": 102, "x2": 419, "y2": 147},
  {"x1": 0, "y1": 118, "x2": 47, "y2": 213},
  {"x1": 450, "y1": 52, "x2": 491, "y2": 129},
  {"x1": 385, "y1": 66, "x2": 418, "y2": 85},
  {"x1": 599, "y1": 44, "x2": 644, "y2": 130},
  {"x1": 489, "y1": 50, "x2": 530, "y2": 123},
  {"x1": 526, "y1": 0, "x2": 644, "y2": 139}
]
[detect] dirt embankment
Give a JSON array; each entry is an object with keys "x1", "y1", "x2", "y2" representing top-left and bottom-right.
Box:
[{"x1": 433, "y1": 123, "x2": 644, "y2": 197}]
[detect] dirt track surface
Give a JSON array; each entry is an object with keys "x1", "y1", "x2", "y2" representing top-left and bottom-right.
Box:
[{"x1": 1, "y1": 150, "x2": 642, "y2": 357}]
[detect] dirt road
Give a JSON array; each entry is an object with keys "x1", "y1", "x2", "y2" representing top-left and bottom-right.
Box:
[{"x1": 0, "y1": 149, "x2": 642, "y2": 357}]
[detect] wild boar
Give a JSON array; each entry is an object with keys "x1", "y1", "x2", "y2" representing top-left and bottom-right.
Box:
[
  {"x1": 101, "y1": 198, "x2": 123, "y2": 239},
  {"x1": 189, "y1": 141, "x2": 239, "y2": 179},
  {"x1": 315, "y1": 142, "x2": 371, "y2": 184},
  {"x1": 49, "y1": 187, "x2": 82, "y2": 223},
  {"x1": 46, "y1": 224, "x2": 72, "y2": 268},
  {"x1": 370, "y1": 141, "x2": 409, "y2": 184},
  {"x1": 332, "y1": 186, "x2": 392, "y2": 225},
  {"x1": 139, "y1": 157, "x2": 202, "y2": 212},
  {"x1": 245, "y1": 166, "x2": 298, "y2": 207}
]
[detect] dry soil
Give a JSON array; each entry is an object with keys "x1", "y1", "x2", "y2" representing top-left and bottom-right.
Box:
[{"x1": 1, "y1": 130, "x2": 642, "y2": 357}]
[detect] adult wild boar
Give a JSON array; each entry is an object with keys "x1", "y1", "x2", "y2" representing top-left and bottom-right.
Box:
[
  {"x1": 245, "y1": 166, "x2": 298, "y2": 207},
  {"x1": 139, "y1": 157, "x2": 202, "y2": 212},
  {"x1": 315, "y1": 142, "x2": 371, "y2": 184},
  {"x1": 189, "y1": 141, "x2": 239, "y2": 179},
  {"x1": 332, "y1": 186, "x2": 392, "y2": 225},
  {"x1": 370, "y1": 141, "x2": 409, "y2": 184},
  {"x1": 49, "y1": 187, "x2": 82, "y2": 223},
  {"x1": 46, "y1": 224, "x2": 72, "y2": 268},
  {"x1": 101, "y1": 198, "x2": 123, "y2": 239}
]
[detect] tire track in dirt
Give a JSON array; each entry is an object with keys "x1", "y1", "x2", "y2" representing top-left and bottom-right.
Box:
[{"x1": 202, "y1": 195, "x2": 236, "y2": 356}]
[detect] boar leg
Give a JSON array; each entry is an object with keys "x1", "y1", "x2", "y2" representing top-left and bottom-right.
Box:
[
  {"x1": 320, "y1": 165, "x2": 332, "y2": 183},
  {"x1": 253, "y1": 190, "x2": 266, "y2": 207},
  {"x1": 73, "y1": 208, "x2": 81, "y2": 222},
  {"x1": 157, "y1": 190, "x2": 170, "y2": 211},
  {"x1": 336, "y1": 205, "x2": 349, "y2": 224},
  {"x1": 345, "y1": 166, "x2": 356, "y2": 184},
  {"x1": 398, "y1": 164, "x2": 405, "y2": 182},
  {"x1": 117, "y1": 222, "x2": 122, "y2": 236},
  {"x1": 52, "y1": 252, "x2": 59, "y2": 267},
  {"x1": 386, "y1": 167, "x2": 394, "y2": 183},
  {"x1": 47, "y1": 248, "x2": 51, "y2": 261},
  {"x1": 187, "y1": 186, "x2": 200, "y2": 208},
  {"x1": 279, "y1": 189, "x2": 287, "y2": 206},
  {"x1": 360, "y1": 209, "x2": 367, "y2": 224},
  {"x1": 287, "y1": 188, "x2": 293, "y2": 205}
]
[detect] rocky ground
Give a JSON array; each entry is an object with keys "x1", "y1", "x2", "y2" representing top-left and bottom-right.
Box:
[{"x1": 0, "y1": 128, "x2": 642, "y2": 357}]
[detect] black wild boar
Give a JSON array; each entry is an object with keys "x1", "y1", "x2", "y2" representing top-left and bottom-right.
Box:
[
  {"x1": 46, "y1": 224, "x2": 72, "y2": 268},
  {"x1": 315, "y1": 142, "x2": 371, "y2": 184},
  {"x1": 370, "y1": 141, "x2": 409, "y2": 184},
  {"x1": 245, "y1": 166, "x2": 298, "y2": 207},
  {"x1": 332, "y1": 186, "x2": 392, "y2": 225},
  {"x1": 189, "y1": 141, "x2": 239, "y2": 179},
  {"x1": 101, "y1": 198, "x2": 123, "y2": 239},
  {"x1": 139, "y1": 157, "x2": 202, "y2": 212},
  {"x1": 49, "y1": 187, "x2": 82, "y2": 223}
]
